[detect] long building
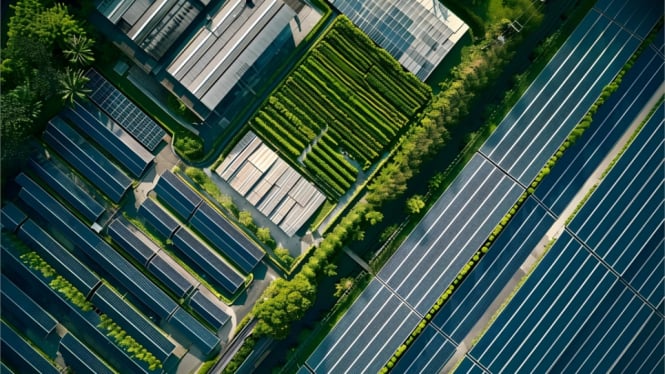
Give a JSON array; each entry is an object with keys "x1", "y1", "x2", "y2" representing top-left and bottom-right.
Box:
[{"x1": 330, "y1": 0, "x2": 468, "y2": 80}]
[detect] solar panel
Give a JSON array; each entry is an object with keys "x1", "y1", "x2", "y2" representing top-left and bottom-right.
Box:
[
  {"x1": 147, "y1": 251, "x2": 197, "y2": 298},
  {"x1": 60, "y1": 333, "x2": 114, "y2": 374},
  {"x1": 1, "y1": 245, "x2": 152, "y2": 374},
  {"x1": 139, "y1": 198, "x2": 181, "y2": 239},
  {"x1": 153, "y1": 171, "x2": 202, "y2": 220},
  {"x1": 29, "y1": 159, "x2": 105, "y2": 222},
  {"x1": 1, "y1": 275, "x2": 57, "y2": 338},
  {"x1": 15, "y1": 174, "x2": 178, "y2": 319},
  {"x1": 171, "y1": 227, "x2": 244, "y2": 296},
  {"x1": 86, "y1": 69, "x2": 165, "y2": 151},
  {"x1": 91, "y1": 284, "x2": 176, "y2": 362},
  {"x1": 190, "y1": 202, "x2": 263, "y2": 273},
  {"x1": 167, "y1": 308, "x2": 220, "y2": 357},
  {"x1": 61, "y1": 101, "x2": 154, "y2": 178},
  {"x1": 0, "y1": 321, "x2": 59, "y2": 374},
  {"x1": 18, "y1": 219, "x2": 102, "y2": 296},
  {"x1": 108, "y1": 217, "x2": 159, "y2": 266},
  {"x1": 188, "y1": 289, "x2": 230, "y2": 330},
  {"x1": 1, "y1": 202, "x2": 27, "y2": 232},
  {"x1": 43, "y1": 117, "x2": 132, "y2": 203}
]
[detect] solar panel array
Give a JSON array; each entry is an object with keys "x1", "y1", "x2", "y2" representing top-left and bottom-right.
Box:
[
  {"x1": 148, "y1": 252, "x2": 197, "y2": 298},
  {"x1": 217, "y1": 131, "x2": 326, "y2": 236},
  {"x1": 108, "y1": 217, "x2": 160, "y2": 266},
  {"x1": 86, "y1": 69, "x2": 165, "y2": 151},
  {"x1": 188, "y1": 288, "x2": 230, "y2": 330},
  {"x1": 1, "y1": 321, "x2": 59, "y2": 374},
  {"x1": 190, "y1": 201, "x2": 264, "y2": 273},
  {"x1": 305, "y1": 1, "x2": 663, "y2": 371},
  {"x1": 14, "y1": 173, "x2": 221, "y2": 356},
  {"x1": 167, "y1": 308, "x2": 221, "y2": 357},
  {"x1": 61, "y1": 101, "x2": 154, "y2": 178},
  {"x1": 29, "y1": 159, "x2": 105, "y2": 222},
  {"x1": 1, "y1": 242, "x2": 150, "y2": 374},
  {"x1": 91, "y1": 284, "x2": 176, "y2": 362},
  {"x1": 0, "y1": 203, "x2": 27, "y2": 233},
  {"x1": 1, "y1": 275, "x2": 57, "y2": 339},
  {"x1": 18, "y1": 219, "x2": 102, "y2": 296},
  {"x1": 59, "y1": 333, "x2": 114, "y2": 374},
  {"x1": 139, "y1": 198, "x2": 181, "y2": 239},
  {"x1": 172, "y1": 227, "x2": 244, "y2": 296},
  {"x1": 43, "y1": 117, "x2": 132, "y2": 203},
  {"x1": 153, "y1": 170, "x2": 202, "y2": 220}
]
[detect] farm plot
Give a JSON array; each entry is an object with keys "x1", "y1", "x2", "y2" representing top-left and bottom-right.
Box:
[{"x1": 250, "y1": 16, "x2": 431, "y2": 197}]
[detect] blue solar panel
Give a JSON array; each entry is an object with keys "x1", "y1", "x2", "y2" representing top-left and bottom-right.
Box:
[
  {"x1": 15, "y1": 173, "x2": 178, "y2": 319},
  {"x1": 172, "y1": 227, "x2": 244, "y2": 296},
  {"x1": 29, "y1": 159, "x2": 105, "y2": 222},
  {"x1": 61, "y1": 101, "x2": 154, "y2": 178},
  {"x1": 1, "y1": 202, "x2": 27, "y2": 232},
  {"x1": 139, "y1": 199, "x2": 181, "y2": 239},
  {"x1": 188, "y1": 289, "x2": 230, "y2": 330},
  {"x1": 153, "y1": 171, "x2": 202, "y2": 220},
  {"x1": 18, "y1": 219, "x2": 101, "y2": 296},
  {"x1": 147, "y1": 252, "x2": 197, "y2": 298},
  {"x1": 86, "y1": 69, "x2": 165, "y2": 151},
  {"x1": 108, "y1": 217, "x2": 159, "y2": 266},
  {"x1": 190, "y1": 202, "x2": 264, "y2": 273},
  {"x1": 91, "y1": 284, "x2": 175, "y2": 362},
  {"x1": 1, "y1": 321, "x2": 59, "y2": 374},
  {"x1": 1, "y1": 275, "x2": 57, "y2": 338},
  {"x1": 1, "y1": 245, "x2": 151, "y2": 374},
  {"x1": 167, "y1": 308, "x2": 220, "y2": 357},
  {"x1": 392, "y1": 325, "x2": 457, "y2": 373},
  {"x1": 59, "y1": 333, "x2": 114, "y2": 374},
  {"x1": 43, "y1": 117, "x2": 132, "y2": 203}
]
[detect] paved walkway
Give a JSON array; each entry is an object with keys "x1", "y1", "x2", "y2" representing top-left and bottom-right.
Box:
[{"x1": 442, "y1": 84, "x2": 664, "y2": 372}]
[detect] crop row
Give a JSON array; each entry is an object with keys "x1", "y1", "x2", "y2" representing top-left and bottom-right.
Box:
[{"x1": 250, "y1": 17, "x2": 431, "y2": 197}]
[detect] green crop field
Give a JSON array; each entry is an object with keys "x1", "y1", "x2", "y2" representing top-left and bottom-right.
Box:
[{"x1": 250, "y1": 16, "x2": 431, "y2": 198}]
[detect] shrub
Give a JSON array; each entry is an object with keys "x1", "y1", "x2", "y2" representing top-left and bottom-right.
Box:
[{"x1": 174, "y1": 132, "x2": 204, "y2": 160}]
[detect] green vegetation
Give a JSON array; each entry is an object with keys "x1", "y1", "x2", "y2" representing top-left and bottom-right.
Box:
[
  {"x1": 251, "y1": 16, "x2": 431, "y2": 198},
  {"x1": 380, "y1": 16, "x2": 665, "y2": 373},
  {"x1": 20, "y1": 251, "x2": 161, "y2": 369},
  {"x1": 274, "y1": 247, "x2": 295, "y2": 268},
  {"x1": 1, "y1": 0, "x2": 92, "y2": 181}
]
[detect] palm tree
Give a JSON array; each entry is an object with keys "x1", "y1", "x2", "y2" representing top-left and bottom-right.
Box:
[
  {"x1": 63, "y1": 34, "x2": 94, "y2": 66},
  {"x1": 58, "y1": 67, "x2": 91, "y2": 105}
]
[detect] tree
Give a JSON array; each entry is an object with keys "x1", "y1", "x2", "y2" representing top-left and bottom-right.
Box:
[
  {"x1": 334, "y1": 277, "x2": 354, "y2": 297},
  {"x1": 58, "y1": 67, "x2": 91, "y2": 105},
  {"x1": 63, "y1": 34, "x2": 94, "y2": 66},
  {"x1": 256, "y1": 227, "x2": 274, "y2": 248},
  {"x1": 238, "y1": 210, "x2": 257, "y2": 232},
  {"x1": 406, "y1": 195, "x2": 426, "y2": 215}
]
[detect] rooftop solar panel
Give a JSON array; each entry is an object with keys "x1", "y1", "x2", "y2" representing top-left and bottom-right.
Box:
[
  {"x1": 1, "y1": 275, "x2": 57, "y2": 338},
  {"x1": 153, "y1": 171, "x2": 202, "y2": 220},
  {"x1": 1, "y1": 202, "x2": 27, "y2": 232},
  {"x1": 1, "y1": 243, "x2": 151, "y2": 374},
  {"x1": 86, "y1": 69, "x2": 165, "y2": 151},
  {"x1": 190, "y1": 202, "x2": 263, "y2": 273},
  {"x1": 172, "y1": 227, "x2": 244, "y2": 296},
  {"x1": 167, "y1": 308, "x2": 220, "y2": 357},
  {"x1": 108, "y1": 217, "x2": 159, "y2": 266},
  {"x1": 147, "y1": 251, "x2": 197, "y2": 298},
  {"x1": 43, "y1": 117, "x2": 132, "y2": 203},
  {"x1": 62, "y1": 101, "x2": 154, "y2": 178},
  {"x1": 91, "y1": 284, "x2": 176, "y2": 362},
  {"x1": 1, "y1": 321, "x2": 59, "y2": 374},
  {"x1": 60, "y1": 333, "x2": 114, "y2": 374},
  {"x1": 188, "y1": 289, "x2": 230, "y2": 330},
  {"x1": 15, "y1": 174, "x2": 178, "y2": 319},
  {"x1": 139, "y1": 198, "x2": 181, "y2": 239},
  {"x1": 29, "y1": 159, "x2": 105, "y2": 222},
  {"x1": 18, "y1": 219, "x2": 101, "y2": 296}
]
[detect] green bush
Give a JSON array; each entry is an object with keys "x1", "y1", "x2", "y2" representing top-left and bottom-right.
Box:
[{"x1": 174, "y1": 132, "x2": 204, "y2": 160}]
